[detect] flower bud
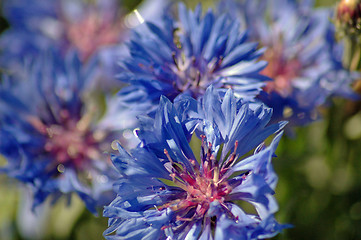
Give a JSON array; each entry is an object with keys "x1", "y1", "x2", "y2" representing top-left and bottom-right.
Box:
[{"x1": 336, "y1": 0, "x2": 361, "y2": 35}]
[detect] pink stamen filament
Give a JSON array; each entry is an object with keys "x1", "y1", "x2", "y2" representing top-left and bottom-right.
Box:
[{"x1": 159, "y1": 139, "x2": 242, "y2": 223}]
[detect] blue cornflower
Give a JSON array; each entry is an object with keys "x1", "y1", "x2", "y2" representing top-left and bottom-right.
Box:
[
  {"x1": 103, "y1": 86, "x2": 288, "y2": 239},
  {"x1": 116, "y1": 3, "x2": 270, "y2": 114},
  {"x1": 0, "y1": 0, "x2": 126, "y2": 74},
  {"x1": 223, "y1": 0, "x2": 358, "y2": 127},
  {"x1": 0, "y1": 0, "x2": 170, "y2": 91},
  {"x1": 0, "y1": 51, "x2": 130, "y2": 213}
]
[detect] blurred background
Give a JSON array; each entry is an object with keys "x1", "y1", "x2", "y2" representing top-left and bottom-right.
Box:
[{"x1": 3, "y1": 0, "x2": 361, "y2": 240}]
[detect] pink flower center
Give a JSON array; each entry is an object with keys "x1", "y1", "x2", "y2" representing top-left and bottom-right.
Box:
[
  {"x1": 28, "y1": 110, "x2": 102, "y2": 170},
  {"x1": 159, "y1": 137, "x2": 240, "y2": 222},
  {"x1": 66, "y1": 11, "x2": 123, "y2": 61},
  {"x1": 261, "y1": 45, "x2": 302, "y2": 97}
]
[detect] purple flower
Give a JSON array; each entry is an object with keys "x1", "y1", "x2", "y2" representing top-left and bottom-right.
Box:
[
  {"x1": 0, "y1": 0, "x2": 130, "y2": 92},
  {"x1": 0, "y1": 51, "x2": 130, "y2": 213},
  {"x1": 1, "y1": 0, "x2": 125, "y2": 61},
  {"x1": 116, "y1": 3, "x2": 270, "y2": 114},
  {"x1": 103, "y1": 86, "x2": 288, "y2": 239},
  {"x1": 223, "y1": 0, "x2": 358, "y2": 128}
]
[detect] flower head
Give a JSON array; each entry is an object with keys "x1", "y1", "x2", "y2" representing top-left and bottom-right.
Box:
[
  {"x1": 223, "y1": 0, "x2": 358, "y2": 128},
  {"x1": 0, "y1": 51, "x2": 128, "y2": 213},
  {"x1": 0, "y1": 0, "x2": 126, "y2": 76},
  {"x1": 6, "y1": 0, "x2": 125, "y2": 58},
  {"x1": 336, "y1": 0, "x2": 361, "y2": 37},
  {"x1": 103, "y1": 86, "x2": 288, "y2": 239},
  {"x1": 117, "y1": 3, "x2": 270, "y2": 114}
]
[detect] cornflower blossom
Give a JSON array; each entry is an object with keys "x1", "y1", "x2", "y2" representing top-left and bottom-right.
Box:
[
  {"x1": 103, "y1": 86, "x2": 288, "y2": 239},
  {"x1": 0, "y1": 51, "x2": 131, "y2": 213},
  {"x1": 223, "y1": 0, "x2": 358, "y2": 127},
  {"x1": 116, "y1": 3, "x2": 271, "y2": 114},
  {"x1": 0, "y1": 0, "x2": 129, "y2": 91},
  {"x1": 0, "y1": 0, "x2": 125, "y2": 62}
]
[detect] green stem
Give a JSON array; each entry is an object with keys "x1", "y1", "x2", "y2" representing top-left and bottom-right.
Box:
[{"x1": 343, "y1": 36, "x2": 361, "y2": 71}]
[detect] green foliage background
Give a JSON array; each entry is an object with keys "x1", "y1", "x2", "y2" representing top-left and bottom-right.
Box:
[{"x1": 3, "y1": 0, "x2": 361, "y2": 240}]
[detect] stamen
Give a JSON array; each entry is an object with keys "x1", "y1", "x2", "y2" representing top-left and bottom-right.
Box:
[
  {"x1": 196, "y1": 70, "x2": 201, "y2": 86},
  {"x1": 222, "y1": 140, "x2": 239, "y2": 170},
  {"x1": 190, "y1": 159, "x2": 200, "y2": 175},
  {"x1": 164, "y1": 149, "x2": 184, "y2": 173},
  {"x1": 213, "y1": 166, "x2": 219, "y2": 184},
  {"x1": 27, "y1": 116, "x2": 47, "y2": 134},
  {"x1": 170, "y1": 173, "x2": 176, "y2": 182},
  {"x1": 206, "y1": 142, "x2": 212, "y2": 163},
  {"x1": 157, "y1": 137, "x2": 238, "y2": 226},
  {"x1": 200, "y1": 135, "x2": 206, "y2": 165},
  {"x1": 161, "y1": 225, "x2": 170, "y2": 231},
  {"x1": 176, "y1": 216, "x2": 194, "y2": 222},
  {"x1": 172, "y1": 28, "x2": 182, "y2": 49},
  {"x1": 164, "y1": 149, "x2": 174, "y2": 164},
  {"x1": 172, "y1": 52, "x2": 180, "y2": 71},
  {"x1": 210, "y1": 56, "x2": 224, "y2": 73}
]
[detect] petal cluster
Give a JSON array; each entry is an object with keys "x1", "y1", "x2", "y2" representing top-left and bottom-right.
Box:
[
  {"x1": 223, "y1": 0, "x2": 358, "y2": 127},
  {"x1": 104, "y1": 86, "x2": 288, "y2": 239},
  {"x1": 0, "y1": 0, "x2": 125, "y2": 76},
  {"x1": 117, "y1": 3, "x2": 270, "y2": 114},
  {"x1": 0, "y1": 51, "x2": 123, "y2": 213}
]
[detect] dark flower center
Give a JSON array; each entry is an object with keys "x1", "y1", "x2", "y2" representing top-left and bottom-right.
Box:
[
  {"x1": 171, "y1": 52, "x2": 223, "y2": 98},
  {"x1": 168, "y1": 28, "x2": 224, "y2": 98}
]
